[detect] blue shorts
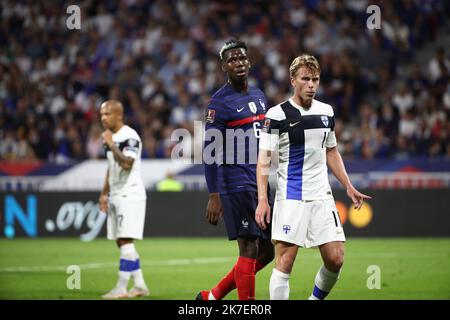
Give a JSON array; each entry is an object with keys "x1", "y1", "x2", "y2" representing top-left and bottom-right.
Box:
[{"x1": 220, "y1": 191, "x2": 273, "y2": 241}]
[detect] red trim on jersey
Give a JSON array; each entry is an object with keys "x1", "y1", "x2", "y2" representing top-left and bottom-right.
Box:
[{"x1": 226, "y1": 114, "x2": 265, "y2": 127}]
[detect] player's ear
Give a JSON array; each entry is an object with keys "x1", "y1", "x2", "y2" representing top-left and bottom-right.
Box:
[
  {"x1": 290, "y1": 76, "x2": 296, "y2": 88},
  {"x1": 221, "y1": 61, "x2": 226, "y2": 72}
]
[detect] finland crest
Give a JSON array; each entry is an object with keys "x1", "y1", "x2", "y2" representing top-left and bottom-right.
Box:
[
  {"x1": 128, "y1": 139, "x2": 137, "y2": 147},
  {"x1": 321, "y1": 115, "x2": 329, "y2": 127},
  {"x1": 248, "y1": 101, "x2": 257, "y2": 114}
]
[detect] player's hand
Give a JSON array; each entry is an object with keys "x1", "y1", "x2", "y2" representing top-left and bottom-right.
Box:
[
  {"x1": 102, "y1": 130, "x2": 113, "y2": 147},
  {"x1": 206, "y1": 193, "x2": 223, "y2": 226},
  {"x1": 255, "y1": 199, "x2": 271, "y2": 230},
  {"x1": 99, "y1": 193, "x2": 109, "y2": 213},
  {"x1": 346, "y1": 185, "x2": 371, "y2": 210}
]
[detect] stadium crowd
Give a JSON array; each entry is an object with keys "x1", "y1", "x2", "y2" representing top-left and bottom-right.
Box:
[{"x1": 0, "y1": 0, "x2": 449, "y2": 163}]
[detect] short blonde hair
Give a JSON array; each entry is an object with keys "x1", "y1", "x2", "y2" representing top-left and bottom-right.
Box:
[{"x1": 289, "y1": 54, "x2": 321, "y2": 78}]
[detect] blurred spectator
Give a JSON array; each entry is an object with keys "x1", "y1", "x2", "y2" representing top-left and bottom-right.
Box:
[
  {"x1": 428, "y1": 47, "x2": 450, "y2": 83},
  {"x1": 0, "y1": 0, "x2": 448, "y2": 163},
  {"x1": 392, "y1": 82, "x2": 415, "y2": 115},
  {"x1": 86, "y1": 124, "x2": 104, "y2": 159}
]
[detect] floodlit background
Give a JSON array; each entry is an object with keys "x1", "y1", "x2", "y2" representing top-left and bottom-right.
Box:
[{"x1": 0, "y1": 0, "x2": 449, "y2": 299}]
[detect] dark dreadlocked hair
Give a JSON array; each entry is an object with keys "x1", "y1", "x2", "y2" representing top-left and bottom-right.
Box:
[{"x1": 219, "y1": 39, "x2": 248, "y2": 61}]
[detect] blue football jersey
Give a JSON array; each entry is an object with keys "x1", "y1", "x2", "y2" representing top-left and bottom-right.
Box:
[{"x1": 204, "y1": 83, "x2": 268, "y2": 194}]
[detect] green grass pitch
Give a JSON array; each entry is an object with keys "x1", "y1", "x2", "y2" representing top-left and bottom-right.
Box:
[{"x1": 0, "y1": 238, "x2": 449, "y2": 300}]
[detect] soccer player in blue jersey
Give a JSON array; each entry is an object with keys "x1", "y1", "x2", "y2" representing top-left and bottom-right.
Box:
[
  {"x1": 196, "y1": 40, "x2": 274, "y2": 300},
  {"x1": 255, "y1": 54, "x2": 371, "y2": 300}
]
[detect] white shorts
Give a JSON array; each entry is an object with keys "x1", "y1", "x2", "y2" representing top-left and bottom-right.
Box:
[
  {"x1": 272, "y1": 198, "x2": 345, "y2": 248},
  {"x1": 107, "y1": 195, "x2": 146, "y2": 240}
]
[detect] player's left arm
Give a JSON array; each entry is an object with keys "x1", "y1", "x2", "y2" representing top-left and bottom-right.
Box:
[
  {"x1": 102, "y1": 130, "x2": 135, "y2": 171},
  {"x1": 326, "y1": 146, "x2": 371, "y2": 210}
]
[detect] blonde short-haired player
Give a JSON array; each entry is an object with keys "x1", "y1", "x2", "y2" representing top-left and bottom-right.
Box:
[
  {"x1": 99, "y1": 100, "x2": 149, "y2": 299},
  {"x1": 255, "y1": 55, "x2": 371, "y2": 300}
]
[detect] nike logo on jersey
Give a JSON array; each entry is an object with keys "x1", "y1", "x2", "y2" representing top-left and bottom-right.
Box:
[
  {"x1": 289, "y1": 121, "x2": 300, "y2": 127},
  {"x1": 237, "y1": 107, "x2": 245, "y2": 112}
]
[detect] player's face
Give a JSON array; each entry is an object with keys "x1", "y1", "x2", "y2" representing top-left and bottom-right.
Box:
[
  {"x1": 291, "y1": 66, "x2": 320, "y2": 107},
  {"x1": 100, "y1": 104, "x2": 117, "y2": 130},
  {"x1": 222, "y1": 48, "x2": 251, "y2": 82}
]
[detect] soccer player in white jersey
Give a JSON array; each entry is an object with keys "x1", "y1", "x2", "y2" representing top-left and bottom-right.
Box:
[
  {"x1": 255, "y1": 55, "x2": 371, "y2": 300},
  {"x1": 99, "y1": 100, "x2": 149, "y2": 299}
]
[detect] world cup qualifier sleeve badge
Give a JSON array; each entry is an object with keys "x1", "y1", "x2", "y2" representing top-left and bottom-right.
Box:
[{"x1": 205, "y1": 109, "x2": 216, "y2": 123}]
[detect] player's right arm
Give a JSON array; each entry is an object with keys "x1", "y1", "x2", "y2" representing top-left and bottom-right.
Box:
[
  {"x1": 255, "y1": 113, "x2": 280, "y2": 230},
  {"x1": 99, "y1": 169, "x2": 110, "y2": 213},
  {"x1": 203, "y1": 101, "x2": 227, "y2": 225}
]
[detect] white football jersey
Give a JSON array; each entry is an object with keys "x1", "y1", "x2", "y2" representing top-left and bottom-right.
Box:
[
  {"x1": 106, "y1": 125, "x2": 146, "y2": 199},
  {"x1": 259, "y1": 98, "x2": 337, "y2": 201}
]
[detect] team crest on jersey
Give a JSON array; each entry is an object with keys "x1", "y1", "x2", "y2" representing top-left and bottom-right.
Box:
[
  {"x1": 123, "y1": 138, "x2": 139, "y2": 153},
  {"x1": 321, "y1": 115, "x2": 329, "y2": 127},
  {"x1": 248, "y1": 102, "x2": 257, "y2": 114},
  {"x1": 128, "y1": 139, "x2": 138, "y2": 147},
  {"x1": 205, "y1": 109, "x2": 216, "y2": 123},
  {"x1": 259, "y1": 99, "x2": 266, "y2": 111}
]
